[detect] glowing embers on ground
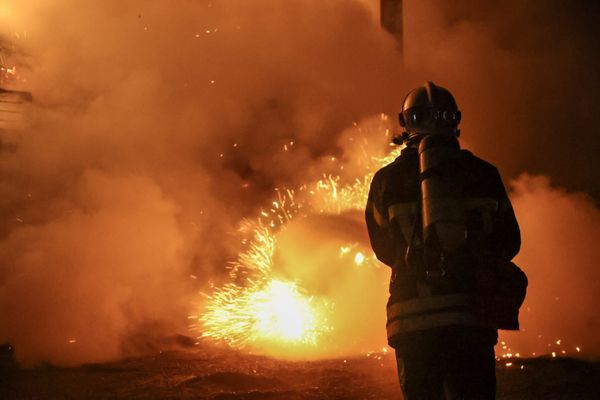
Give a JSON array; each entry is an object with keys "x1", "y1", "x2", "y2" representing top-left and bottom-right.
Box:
[{"x1": 195, "y1": 115, "x2": 399, "y2": 356}]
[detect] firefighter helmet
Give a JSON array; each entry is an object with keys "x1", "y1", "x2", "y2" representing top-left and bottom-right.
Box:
[{"x1": 394, "y1": 81, "x2": 461, "y2": 145}]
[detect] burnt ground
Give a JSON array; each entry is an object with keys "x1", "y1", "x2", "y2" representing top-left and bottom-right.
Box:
[{"x1": 0, "y1": 343, "x2": 598, "y2": 400}]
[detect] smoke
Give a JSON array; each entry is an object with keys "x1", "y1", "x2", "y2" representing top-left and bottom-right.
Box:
[
  {"x1": 0, "y1": 1, "x2": 402, "y2": 366},
  {"x1": 502, "y1": 175, "x2": 600, "y2": 358},
  {"x1": 402, "y1": 0, "x2": 600, "y2": 200},
  {"x1": 0, "y1": 171, "x2": 191, "y2": 365},
  {"x1": 0, "y1": 0, "x2": 598, "y2": 366}
]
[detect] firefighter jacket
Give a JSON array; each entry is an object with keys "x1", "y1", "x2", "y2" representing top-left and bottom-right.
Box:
[{"x1": 365, "y1": 146, "x2": 521, "y2": 345}]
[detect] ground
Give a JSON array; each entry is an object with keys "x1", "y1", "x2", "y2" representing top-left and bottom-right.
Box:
[{"x1": 1, "y1": 343, "x2": 598, "y2": 399}]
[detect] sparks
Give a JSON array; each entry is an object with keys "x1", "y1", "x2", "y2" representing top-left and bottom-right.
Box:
[
  {"x1": 194, "y1": 115, "x2": 401, "y2": 355},
  {"x1": 201, "y1": 278, "x2": 326, "y2": 347}
]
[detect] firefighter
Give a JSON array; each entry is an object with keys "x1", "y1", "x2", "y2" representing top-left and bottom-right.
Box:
[{"x1": 365, "y1": 82, "x2": 523, "y2": 399}]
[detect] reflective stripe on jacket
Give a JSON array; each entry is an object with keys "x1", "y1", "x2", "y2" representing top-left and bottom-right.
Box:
[{"x1": 386, "y1": 293, "x2": 492, "y2": 337}]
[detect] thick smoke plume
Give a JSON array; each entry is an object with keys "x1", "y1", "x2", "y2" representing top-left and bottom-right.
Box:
[
  {"x1": 402, "y1": 0, "x2": 600, "y2": 200},
  {"x1": 504, "y1": 175, "x2": 600, "y2": 358},
  {"x1": 0, "y1": 0, "x2": 402, "y2": 366},
  {"x1": 0, "y1": 0, "x2": 598, "y2": 366}
]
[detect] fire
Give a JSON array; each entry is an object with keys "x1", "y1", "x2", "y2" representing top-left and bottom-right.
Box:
[
  {"x1": 249, "y1": 279, "x2": 320, "y2": 343},
  {"x1": 201, "y1": 278, "x2": 327, "y2": 348},
  {"x1": 200, "y1": 222, "x2": 330, "y2": 350},
  {"x1": 1, "y1": 34, "x2": 27, "y2": 87},
  {"x1": 192, "y1": 115, "x2": 399, "y2": 356}
]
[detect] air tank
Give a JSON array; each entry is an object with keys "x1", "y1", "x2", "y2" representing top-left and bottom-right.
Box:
[{"x1": 418, "y1": 134, "x2": 466, "y2": 274}]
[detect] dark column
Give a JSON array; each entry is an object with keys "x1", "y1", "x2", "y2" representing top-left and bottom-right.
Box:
[{"x1": 380, "y1": 0, "x2": 403, "y2": 52}]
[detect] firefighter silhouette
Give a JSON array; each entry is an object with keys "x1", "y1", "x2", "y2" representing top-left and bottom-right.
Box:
[{"x1": 366, "y1": 82, "x2": 526, "y2": 399}]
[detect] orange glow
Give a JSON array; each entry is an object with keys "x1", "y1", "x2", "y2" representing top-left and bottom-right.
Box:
[{"x1": 192, "y1": 116, "x2": 399, "y2": 358}]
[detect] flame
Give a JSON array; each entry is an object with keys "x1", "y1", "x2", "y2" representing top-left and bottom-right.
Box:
[
  {"x1": 0, "y1": 65, "x2": 17, "y2": 86},
  {"x1": 192, "y1": 115, "x2": 399, "y2": 356},
  {"x1": 199, "y1": 222, "x2": 331, "y2": 350},
  {"x1": 201, "y1": 278, "x2": 328, "y2": 348},
  {"x1": 1, "y1": 35, "x2": 25, "y2": 87},
  {"x1": 247, "y1": 279, "x2": 320, "y2": 343}
]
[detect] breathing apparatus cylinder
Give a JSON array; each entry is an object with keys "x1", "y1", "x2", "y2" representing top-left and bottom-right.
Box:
[{"x1": 418, "y1": 134, "x2": 467, "y2": 277}]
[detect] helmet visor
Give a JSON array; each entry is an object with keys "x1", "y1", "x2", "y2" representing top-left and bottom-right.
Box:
[{"x1": 400, "y1": 107, "x2": 459, "y2": 131}]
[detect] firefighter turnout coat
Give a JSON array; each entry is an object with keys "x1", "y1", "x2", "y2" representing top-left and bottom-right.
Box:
[{"x1": 365, "y1": 146, "x2": 521, "y2": 346}]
